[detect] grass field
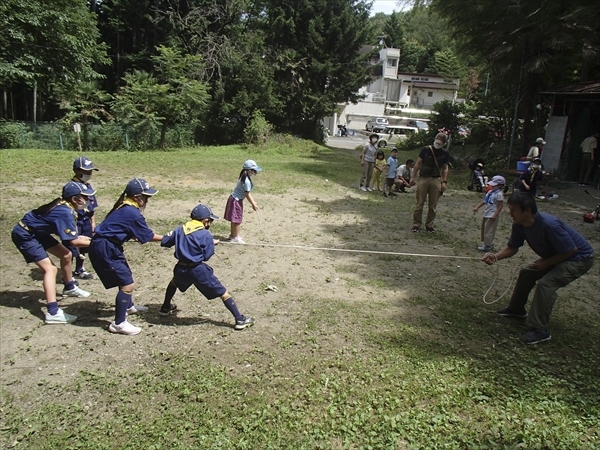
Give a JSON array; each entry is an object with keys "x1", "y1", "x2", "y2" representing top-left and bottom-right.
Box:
[{"x1": 1, "y1": 138, "x2": 599, "y2": 449}]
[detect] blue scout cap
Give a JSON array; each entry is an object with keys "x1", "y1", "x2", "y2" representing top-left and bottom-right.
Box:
[
  {"x1": 191, "y1": 204, "x2": 219, "y2": 221},
  {"x1": 73, "y1": 156, "x2": 99, "y2": 171},
  {"x1": 62, "y1": 181, "x2": 96, "y2": 198},
  {"x1": 243, "y1": 160, "x2": 262, "y2": 172},
  {"x1": 125, "y1": 178, "x2": 158, "y2": 196}
]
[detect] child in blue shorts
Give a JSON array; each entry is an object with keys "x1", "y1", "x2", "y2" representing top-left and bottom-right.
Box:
[
  {"x1": 63, "y1": 156, "x2": 99, "y2": 280},
  {"x1": 11, "y1": 181, "x2": 96, "y2": 324},
  {"x1": 88, "y1": 178, "x2": 163, "y2": 336},
  {"x1": 160, "y1": 204, "x2": 255, "y2": 330}
]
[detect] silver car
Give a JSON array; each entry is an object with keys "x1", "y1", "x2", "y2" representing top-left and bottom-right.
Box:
[{"x1": 365, "y1": 117, "x2": 389, "y2": 133}]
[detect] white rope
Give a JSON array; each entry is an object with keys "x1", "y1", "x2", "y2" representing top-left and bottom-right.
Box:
[
  {"x1": 225, "y1": 211, "x2": 518, "y2": 305},
  {"x1": 481, "y1": 252, "x2": 520, "y2": 304},
  {"x1": 222, "y1": 239, "x2": 483, "y2": 260}
]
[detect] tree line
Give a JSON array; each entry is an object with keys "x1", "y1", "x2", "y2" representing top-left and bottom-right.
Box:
[{"x1": 1, "y1": 0, "x2": 598, "y2": 149}]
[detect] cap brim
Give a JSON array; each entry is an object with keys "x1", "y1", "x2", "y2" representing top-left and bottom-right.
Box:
[
  {"x1": 81, "y1": 187, "x2": 97, "y2": 196},
  {"x1": 142, "y1": 188, "x2": 158, "y2": 196},
  {"x1": 210, "y1": 214, "x2": 220, "y2": 220},
  {"x1": 253, "y1": 166, "x2": 262, "y2": 172}
]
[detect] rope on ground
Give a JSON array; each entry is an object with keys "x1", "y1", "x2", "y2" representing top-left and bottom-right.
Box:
[{"x1": 227, "y1": 210, "x2": 518, "y2": 305}]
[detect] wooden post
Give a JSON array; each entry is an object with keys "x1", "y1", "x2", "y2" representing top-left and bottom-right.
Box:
[{"x1": 74, "y1": 123, "x2": 82, "y2": 151}]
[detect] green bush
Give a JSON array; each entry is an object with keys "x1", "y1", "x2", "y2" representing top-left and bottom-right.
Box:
[
  {"x1": 244, "y1": 110, "x2": 273, "y2": 145},
  {"x1": 0, "y1": 122, "x2": 22, "y2": 149}
]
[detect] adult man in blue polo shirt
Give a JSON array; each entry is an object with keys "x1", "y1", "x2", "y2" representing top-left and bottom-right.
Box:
[{"x1": 482, "y1": 192, "x2": 595, "y2": 344}]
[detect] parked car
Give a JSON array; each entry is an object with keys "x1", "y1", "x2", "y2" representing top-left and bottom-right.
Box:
[
  {"x1": 407, "y1": 119, "x2": 429, "y2": 132},
  {"x1": 375, "y1": 125, "x2": 419, "y2": 148},
  {"x1": 365, "y1": 117, "x2": 389, "y2": 132}
]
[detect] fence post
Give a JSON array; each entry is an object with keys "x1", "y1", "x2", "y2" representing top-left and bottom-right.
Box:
[
  {"x1": 125, "y1": 131, "x2": 130, "y2": 151},
  {"x1": 59, "y1": 132, "x2": 64, "y2": 150}
]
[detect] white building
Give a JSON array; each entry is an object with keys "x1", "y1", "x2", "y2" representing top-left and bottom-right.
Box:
[{"x1": 326, "y1": 47, "x2": 460, "y2": 134}]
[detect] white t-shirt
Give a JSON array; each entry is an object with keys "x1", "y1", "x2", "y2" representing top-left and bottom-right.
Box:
[
  {"x1": 396, "y1": 164, "x2": 411, "y2": 180},
  {"x1": 580, "y1": 136, "x2": 597, "y2": 154},
  {"x1": 526, "y1": 145, "x2": 540, "y2": 160}
]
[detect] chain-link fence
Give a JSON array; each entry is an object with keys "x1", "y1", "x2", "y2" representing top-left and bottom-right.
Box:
[{"x1": 0, "y1": 121, "x2": 197, "y2": 150}]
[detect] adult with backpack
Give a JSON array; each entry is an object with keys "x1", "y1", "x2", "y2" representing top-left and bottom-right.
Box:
[{"x1": 409, "y1": 133, "x2": 450, "y2": 233}]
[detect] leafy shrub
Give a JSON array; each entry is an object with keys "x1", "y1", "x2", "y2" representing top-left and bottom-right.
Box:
[
  {"x1": 22, "y1": 123, "x2": 62, "y2": 150},
  {"x1": 0, "y1": 122, "x2": 22, "y2": 148},
  {"x1": 244, "y1": 110, "x2": 272, "y2": 145}
]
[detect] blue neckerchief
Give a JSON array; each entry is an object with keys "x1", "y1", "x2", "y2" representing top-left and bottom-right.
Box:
[{"x1": 484, "y1": 190, "x2": 494, "y2": 204}]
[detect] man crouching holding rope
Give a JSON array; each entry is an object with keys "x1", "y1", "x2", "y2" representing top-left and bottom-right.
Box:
[{"x1": 482, "y1": 192, "x2": 595, "y2": 345}]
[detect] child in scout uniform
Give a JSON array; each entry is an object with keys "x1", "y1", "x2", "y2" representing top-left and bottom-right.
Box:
[
  {"x1": 11, "y1": 181, "x2": 95, "y2": 324},
  {"x1": 160, "y1": 204, "x2": 255, "y2": 330},
  {"x1": 64, "y1": 156, "x2": 99, "y2": 279},
  {"x1": 88, "y1": 178, "x2": 163, "y2": 335}
]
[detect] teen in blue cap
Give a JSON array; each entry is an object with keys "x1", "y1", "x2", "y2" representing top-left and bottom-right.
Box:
[
  {"x1": 11, "y1": 181, "x2": 96, "y2": 324},
  {"x1": 88, "y1": 178, "x2": 163, "y2": 335},
  {"x1": 160, "y1": 204, "x2": 255, "y2": 330},
  {"x1": 224, "y1": 159, "x2": 261, "y2": 244},
  {"x1": 64, "y1": 156, "x2": 99, "y2": 280}
]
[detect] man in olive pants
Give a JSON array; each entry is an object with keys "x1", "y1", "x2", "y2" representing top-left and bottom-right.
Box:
[
  {"x1": 483, "y1": 192, "x2": 595, "y2": 344},
  {"x1": 409, "y1": 133, "x2": 450, "y2": 233}
]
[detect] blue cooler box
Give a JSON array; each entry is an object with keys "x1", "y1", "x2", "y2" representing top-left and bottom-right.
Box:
[{"x1": 516, "y1": 161, "x2": 529, "y2": 171}]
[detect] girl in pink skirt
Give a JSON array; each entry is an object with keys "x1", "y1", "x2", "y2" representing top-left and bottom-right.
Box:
[{"x1": 224, "y1": 160, "x2": 261, "y2": 243}]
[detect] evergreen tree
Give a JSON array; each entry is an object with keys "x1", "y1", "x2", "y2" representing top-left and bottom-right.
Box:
[
  {"x1": 263, "y1": 0, "x2": 374, "y2": 140},
  {"x1": 383, "y1": 12, "x2": 404, "y2": 49}
]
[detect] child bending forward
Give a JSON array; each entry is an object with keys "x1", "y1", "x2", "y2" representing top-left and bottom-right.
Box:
[{"x1": 160, "y1": 204, "x2": 255, "y2": 330}]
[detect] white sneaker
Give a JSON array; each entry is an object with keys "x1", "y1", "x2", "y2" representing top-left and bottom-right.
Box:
[
  {"x1": 126, "y1": 304, "x2": 148, "y2": 315},
  {"x1": 359, "y1": 186, "x2": 367, "y2": 191},
  {"x1": 230, "y1": 236, "x2": 245, "y2": 244},
  {"x1": 108, "y1": 320, "x2": 141, "y2": 335},
  {"x1": 366, "y1": 187, "x2": 373, "y2": 192},
  {"x1": 62, "y1": 286, "x2": 91, "y2": 298},
  {"x1": 45, "y1": 308, "x2": 77, "y2": 324}
]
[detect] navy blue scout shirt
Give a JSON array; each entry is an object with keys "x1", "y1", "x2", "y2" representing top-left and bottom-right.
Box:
[
  {"x1": 21, "y1": 203, "x2": 79, "y2": 241},
  {"x1": 507, "y1": 212, "x2": 594, "y2": 261},
  {"x1": 93, "y1": 204, "x2": 155, "y2": 245},
  {"x1": 418, "y1": 145, "x2": 450, "y2": 178},
  {"x1": 161, "y1": 220, "x2": 214, "y2": 264}
]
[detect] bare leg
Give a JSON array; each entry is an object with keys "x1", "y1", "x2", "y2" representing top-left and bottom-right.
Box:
[
  {"x1": 47, "y1": 244, "x2": 73, "y2": 284},
  {"x1": 230, "y1": 222, "x2": 241, "y2": 238},
  {"x1": 34, "y1": 257, "x2": 59, "y2": 304}
]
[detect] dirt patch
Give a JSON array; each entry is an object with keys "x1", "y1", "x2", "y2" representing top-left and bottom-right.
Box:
[{"x1": 1, "y1": 177, "x2": 599, "y2": 417}]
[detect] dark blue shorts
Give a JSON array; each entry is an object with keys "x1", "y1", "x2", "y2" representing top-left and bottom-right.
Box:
[
  {"x1": 12, "y1": 225, "x2": 60, "y2": 264},
  {"x1": 88, "y1": 237, "x2": 133, "y2": 289},
  {"x1": 172, "y1": 263, "x2": 226, "y2": 299}
]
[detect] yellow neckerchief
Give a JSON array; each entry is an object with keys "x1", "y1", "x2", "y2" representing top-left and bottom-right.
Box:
[
  {"x1": 57, "y1": 199, "x2": 78, "y2": 218},
  {"x1": 530, "y1": 168, "x2": 538, "y2": 183},
  {"x1": 58, "y1": 199, "x2": 75, "y2": 211},
  {"x1": 183, "y1": 219, "x2": 205, "y2": 235},
  {"x1": 119, "y1": 198, "x2": 140, "y2": 210}
]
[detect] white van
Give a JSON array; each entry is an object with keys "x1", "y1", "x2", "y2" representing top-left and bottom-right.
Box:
[{"x1": 375, "y1": 125, "x2": 419, "y2": 148}]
